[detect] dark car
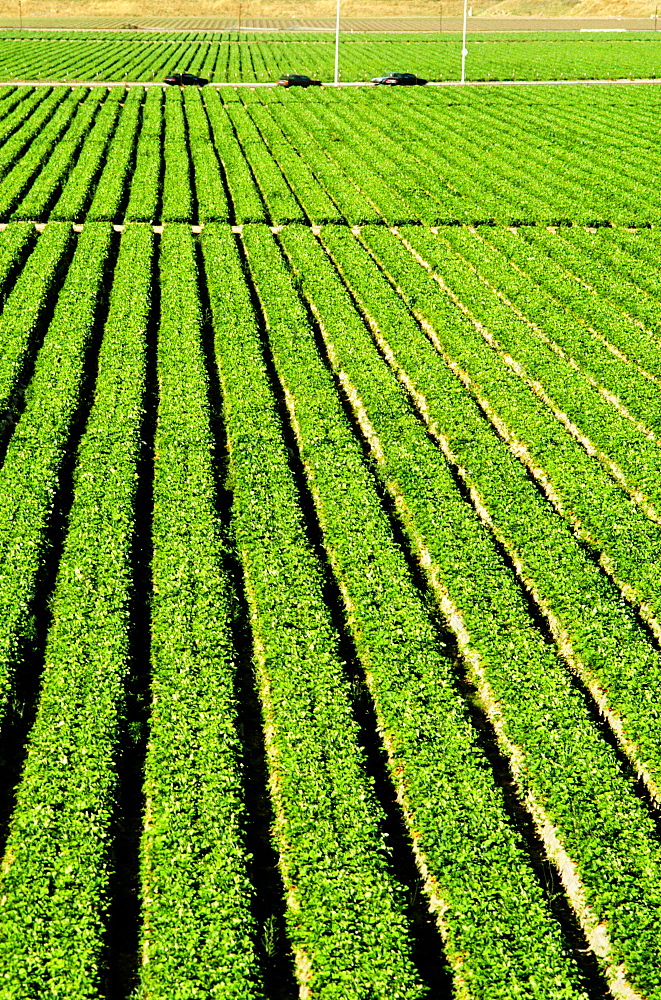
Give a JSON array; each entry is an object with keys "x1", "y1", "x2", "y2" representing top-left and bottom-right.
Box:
[
  {"x1": 277, "y1": 74, "x2": 322, "y2": 88},
  {"x1": 164, "y1": 73, "x2": 209, "y2": 86},
  {"x1": 371, "y1": 72, "x2": 427, "y2": 86}
]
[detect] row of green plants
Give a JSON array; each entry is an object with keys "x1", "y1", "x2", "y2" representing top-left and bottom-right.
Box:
[
  {"x1": 140, "y1": 224, "x2": 262, "y2": 998},
  {"x1": 207, "y1": 222, "x2": 426, "y2": 999},
  {"x1": 408, "y1": 222, "x2": 661, "y2": 767},
  {"x1": 224, "y1": 101, "x2": 304, "y2": 225},
  {"x1": 265, "y1": 99, "x2": 378, "y2": 225},
  {"x1": 50, "y1": 87, "x2": 124, "y2": 221},
  {"x1": 11, "y1": 89, "x2": 105, "y2": 221},
  {"x1": 447, "y1": 225, "x2": 661, "y2": 490},
  {"x1": 262, "y1": 90, "x2": 452, "y2": 226},
  {"x1": 275, "y1": 222, "x2": 661, "y2": 998},
  {"x1": 400, "y1": 231, "x2": 658, "y2": 604},
  {"x1": 246, "y1": 102, "x2": 348, "y2": 225},
  {"x1": 183, "y1": 88, "x2": 229, "y2": 223},
  {"x1": 519, "y1": 226, "x2": 661, "y2": 370},
  {"x1": 247, "y1": 101, "x2": 342, "y2": 224},
  {"x1": 414, "y1": 228, "x2": 656, "y2": 476},
  {"x1": 0, "y1": 88, "x2": 70, "y2": 208},
  {"x1": 245, "y1": 84, "x2": 656, "y2": 228},
  {"x1": 0, "y1": 224, "x2": 109, "y2": 731},
  {"x1": 499, "y1": 100, "x2": 651, "y2": 221},
  {"x1": 268, "y1": 91, "x2": 417, "y2": 225},
  {"x1": 364, "y1": 221, "x2": 661, "y2": 733},
  {"x1": 86, "y1": 88, "x2": 143, "y2": 222},
  {"x1": 203, "y1": 89, "x2": 265, "y2": 223},
  {"x1": 4, "y1": 221, "x2": 661, "y2": 994},
  {"x1": 588, "y1": 227, "x2": 661, "y2": 293},
  {"x1": 523, "y1": 90, "x2": 658, "y2": 214},
  {"x1": 162, "y1": 86, "x2": 191, "y2": 223},
  {"x1": 239, "y1": 220, "x2": 590, "y2": 999},
  {"x1": 0, "y1": 85, "x2": 127, "y2": 225},
  {"x1": 0, "y1": 222, "x2": 73, "y2": 438},
  {"x1": 4, "y1": 85, "x2": 661, "y2": 227},
  {"x1": 256, "y1": 85, "x2": 661, "y2": 227},
  {"x1": 0, "y1": 87, "x2": 50, "y2": 150},
  {"x1": 0, "y1": 88, "x2": 92, "y2": 220},
  {"x1": 0, "y1": 225, "x2": 149, "y2": 997},
  {"x1": 125, "y1": 87, "x2": 161, "y2": 223},
  {"x1": 0, "y1": 220, "x2": 35, "y2": 304}
]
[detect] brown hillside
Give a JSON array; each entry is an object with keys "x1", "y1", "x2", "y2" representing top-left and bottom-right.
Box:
[{"x1": 0, "y1": 0, "x2": 656, "y2": 24}]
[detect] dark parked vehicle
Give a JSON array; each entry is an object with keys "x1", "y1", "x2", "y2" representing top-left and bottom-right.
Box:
[
  {"x1": 277, "y1": 74, "x2": 322, "y2": 88},
  {"x1": 164, "y1": 73, "x2": 209, "y2": 86},
  {"x1": 371, "y1": 72, "x2": 427, "y2": 86}
]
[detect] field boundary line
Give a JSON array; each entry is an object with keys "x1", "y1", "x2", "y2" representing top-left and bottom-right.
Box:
[
  {"x1": 2, "y1": 77, "x2": 661, "y2": 88},
  {"x1": 0, "y1": 222, "x2": 653, "y2": 236}
]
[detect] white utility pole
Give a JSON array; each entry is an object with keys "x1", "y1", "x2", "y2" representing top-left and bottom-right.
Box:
[
  {"x1": 334, "y1": 0, "x2": 340, "y2": 84},
  {"x1": 461, "y1": 0, "x2": 468, "y2": 83}
]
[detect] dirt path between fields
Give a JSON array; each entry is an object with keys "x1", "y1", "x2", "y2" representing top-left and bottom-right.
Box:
[{"x1": 2, "y1": 76, "x2": 661, "y2": 86}]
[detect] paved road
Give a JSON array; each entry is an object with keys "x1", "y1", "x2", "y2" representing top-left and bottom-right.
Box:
[{"x1": 2, "y1": 76, "x2": 661, "y2": 87}]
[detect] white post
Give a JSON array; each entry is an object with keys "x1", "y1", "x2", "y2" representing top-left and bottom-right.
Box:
[
  {"x1": 461, "y1": 0, "x2": 468, "y2": 84},
  {"x1": 334, "y1": 0, "x2": 340, "y2": 84}
]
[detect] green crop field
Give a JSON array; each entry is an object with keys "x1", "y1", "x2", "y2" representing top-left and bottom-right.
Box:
[
  {"x1": 0, "y1": 84, "x2": 657, "y2": 225},
  {"x1": 2, "y1": 49, "x2": 661, "y2": 1000}
]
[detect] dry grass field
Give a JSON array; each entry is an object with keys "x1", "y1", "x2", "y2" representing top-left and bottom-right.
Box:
[{"x1": 0, "y1": 0, "x2": 658, "y2": 25}]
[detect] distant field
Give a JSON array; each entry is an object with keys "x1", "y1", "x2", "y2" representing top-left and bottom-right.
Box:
[{"x1": 2, "y1": 28, "x2": 661, "y2": 79}]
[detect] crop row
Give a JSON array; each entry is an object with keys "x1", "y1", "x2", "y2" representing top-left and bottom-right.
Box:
[
  {"x1": 140, "y1": 225, "x2": 262, "y2": 999},
  {"x1": 394, "y1": 224, "x2": 661, "y2": 791},
  {"x1": 0, "y1": 223, "x2": 106, "y2": 733},
  {"x1": 202, "y1": 222, "x2": 434, "y2": 999},
  {"x1": 3, "y1": 221, "x2": 661, "y2": 997},
  {"x1": 0, "y1": 225, "x2": 144, "y2": 997}
]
